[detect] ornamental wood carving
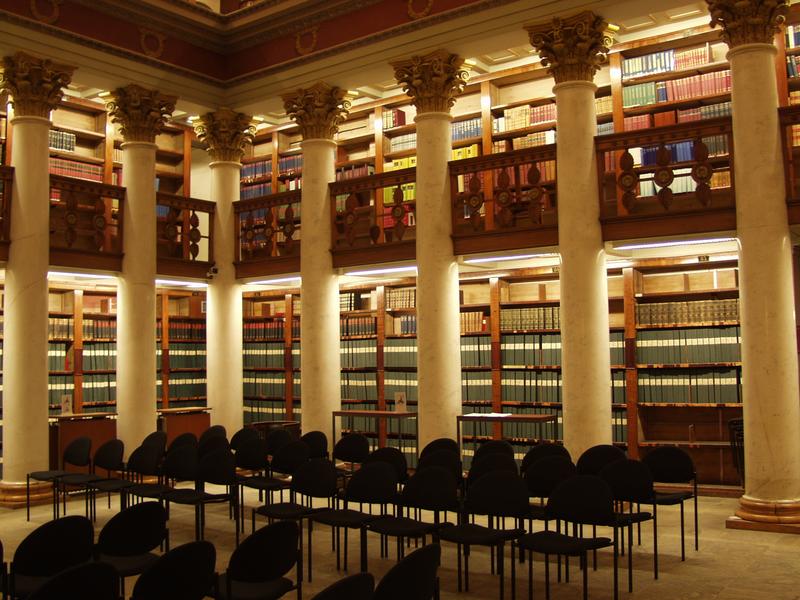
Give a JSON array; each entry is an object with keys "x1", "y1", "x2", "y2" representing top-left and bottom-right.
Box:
[
  {"x1": 295, "y1": 27, "x2": 319, "y2": 56},
  {"x1": 0, "y1": 52, "x2": 74, "y2": 118},
  {"x1": 50, "y1": 176, "x2": 122, "y2": 254},
  {"x1": 282, "y1": 82, "x2": 351, "y2": 140},
  {"x1": 30, "y1": 0, "x2": 62, "y2": 24},
  {"x1": 707, "y1": 0, "x2": 788, "y2": 47},
  {"x1": 618, "y1": 150, "x2": 639, "y2": 212},
  {"x1": 525, "y1": 11, "x2": 617, "y2": 84},
  {"x1": 195, "y1": 108, "x2": 255, "y2": 163},
  {"x1": 391, "y1": 50, "x2": 468, "y2": 114},
  {"x1": 106, "y1": 85, "x2": 177, "y2": 143},
  {"x1": 139, "y1": 28, "x2": 166, "y2": 59},
  {"x1": 407, "y1": 0, "x2": 434, "y2": 19}
]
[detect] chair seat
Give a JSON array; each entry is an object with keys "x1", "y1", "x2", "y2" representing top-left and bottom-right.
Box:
[
  {"x1": 516, "y1": 530, "x2": 613, "y2": 556},
  {"x1": 163, "y1": 488, "x2": 229, "y2": 505},
  {"x1": 29, "y1": 469, "x2": 69, "y2": 481},
  {"x1": 616, "y1": 511, "x2": 653, "y2": 526},
  {"x1": 312, "y1": 508, "x2": 379, "y2": 529},
  {"x1": 217, "y1": 573, "x2": 294, "y2": 600},
  {"x1": 97, "y1": 551, "x2": 160, "y2": 577},
  {"x1": 242, "y1": 476, "x2": 291, "y2": 493},
  {"x1": 653, "y1": 491, "x2": 692, "y2": 505},
  {"x1": 366, "y1": 515, "x2": 442, "y2": 538},
  {"x1": 255, "y1": 502, "x2": 316, "y2": 521},
  {"x1": 59, "y1": 473, "x2": 104, "y2": 486},
  {"x1": 127, "y1": 483, "x2": 171, "y2": 498},
  {"x1": 11, "y1": 572, "x2": 49, "y2": 597},
  {"x1": 528, "y1": 504, "x2": 548, "y2": 521},
  {"x1": 88, "y1": 478, "x2": 135, "y2": 493},
  {"x1": 438, "y1": 523, "x2": 524, "y2": 546}
]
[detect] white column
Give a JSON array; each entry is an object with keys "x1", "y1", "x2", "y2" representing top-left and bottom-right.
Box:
[{"x1": 206, "y1": 160, "x2": 244, "y2": 433}]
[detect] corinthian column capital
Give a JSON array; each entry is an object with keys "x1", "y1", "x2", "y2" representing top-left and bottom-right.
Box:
[
  {"x1": 282, "y1": 82, "x2": 351, "y2": 140},
  {"x1": 106, "y1": 84, "x2": 177, "y2": 143},
  {"x1": 526, "y1": 11, "x2": 617, "y2": 84},
  {"x1": 195, "y1": 108, "x2": 255, "y2": 163},
  {"x1": 707, "y1": 0, "x2": 788, "y2": 47},
  {"x1": 391, "y1": 49, "x2": 469, "y2": 114},
  {"x1": 0, "y1": 52, "x2": 75, "y2": 118}
]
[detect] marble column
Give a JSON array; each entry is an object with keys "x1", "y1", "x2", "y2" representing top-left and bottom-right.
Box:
[
  {"x1": 194, "y1": 108, "x2": 254, "y2": 435},
  {"x1": 282, "y1": 83, "x2": 349, "y2": 442},
  {"x1": 391, "y1": 51, "x2": 468, "y2": 448},
  {"x1": 708, "y1": 0, "x2": 800, "y2": 522},
  {"x1": 0, "y1": 54, "x2": 73, "y2": 500},
  {"x1": 527, "y1": 13, "x2": 616, "y2": 459},
  {"x1": 106, "y1": 85, "x2": 177, "y2": 453}
]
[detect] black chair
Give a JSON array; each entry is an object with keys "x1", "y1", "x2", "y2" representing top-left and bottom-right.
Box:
[
  {"x1": 524, "y1": 455, "x2": 577, "y2": 525},
  {"x1": 309, "y1": 573, "x2": 374, "y2": 600},
  {"x1": 473, "y1": 439, "x2": 515, "y2": 464},
  {"x1": 199, "y1": 425, "x2": 227, "y2": 446},
  {"x1": 363, "y1": 446, "x2": 408, "y2": 484},
  {"x1": 300, "y1": 430, "x2": 329, "y2": 459},
  {"x1": 521, "y1": 443, "x2": 571, "y2": 474},
  {"x1": 9, "y1": 515, "x2": 94, "y2": 600},
  {"x1": 438, "y1": 471, "x2": 528, "y2": 598},
  {"x1": 235, "y1": 437, "x2": 269, "y2": 510},
  {"x1": 26, "y1": 436, "x2": 91, "y2": 521},
  {"x1": 141, "y1": 431, "x2": 168, "y2": 456},
  {"x1": 1, "y1": 538, "x2": 6, "y2": 600},
  {"x1": 88, "y1": 441, "x2": 162, "y2": 517},
  {"x1": 199, "y1": 434, "x2": 231, "y2": 459},
  {"x1": 130, "y1": 541, "x2": 216, "y2": 600},
  {"x1": 311, "y1": 461, "x2": 398, "y2": 572},
  {"x1": 419, "y1": 438, "x2": 459, "y2": 460},
  {"x1": 166, "y1": 432, "x2": 198, "y2": 453},
  {"x1": 332, "y1": 433, "x2": 370, "y2": 478},
  {"x1": 575, "y1": 444, "x2": 625, "y2": 476},
  {"x1": 59, "y1": 438, "x2": 124, "y2": 520},
  {"x1": 243, "y1": 440, "x2": 310, "y2": 506},
  {"x1": 128, "y1": 443, "x2": 198, "y2": 503},
  {"x1": 416, "y1": 449, "x2": 463, "y2": 485},
  {"x1": 230, "y1": 427, "x2": 260, "y2": 452},
  {"x1": 216, "y1": 520, "x2": 302, "y2": 600},
  {"x1": 94, "y1": 501, "x2": 170, "y2": 598},
  {"x1": 26, "y1": 561, "x2": 119, "y2": 600},
  {"x1": 373, "y1": 543, "x2": 441, "y2": 600},
  {"x1": 466, "y1": 452, "x2": 518, "y2": 489},
  {"x1": 512, "y1": 475, "x2": 619, "y2": 600},
  {"x1": 642, "y1": 446, "x2": 699, "y2": 560},
  {"x1": 265, "y1": 427, "x2": 292, "y2": 458}
]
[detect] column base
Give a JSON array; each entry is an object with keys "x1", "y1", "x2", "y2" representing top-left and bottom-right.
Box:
[
  {"x1": 0, "y1": 480, "x2": 52, "y2": 509},
  {"x1": 726, "y1": 495, "x2": 800, "y2": 533}
]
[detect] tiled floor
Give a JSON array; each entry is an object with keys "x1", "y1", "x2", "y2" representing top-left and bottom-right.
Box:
[{"x1": 3, "y1": 489, "x2": 800, "y2": 599}]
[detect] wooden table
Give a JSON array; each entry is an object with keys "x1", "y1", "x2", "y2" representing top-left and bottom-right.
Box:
[
  {"x1": 332, "y1": 410, "x2": 419, "y2": 462},
  {"x1": 456, "y1": 412, "x2": 558, "y2": 460},
  {"x1": 49, "y1": 412, "x2": 117, "y2": 470},
  {"x1": 157, "y1": 407, "x2": 211, "y2": 444}
]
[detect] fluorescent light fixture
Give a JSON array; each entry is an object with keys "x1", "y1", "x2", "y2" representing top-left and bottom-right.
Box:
[
  {"x1": 48, "y1": 271, "x2": 116, "y2": 280},
  {"x1": 252, "y1": 115, "x2": 267, "y2": 123},
  {"x1": 248, "y1": 276, "x2": 302, "y2": 285},
  {"x1": 155, "y1": 279, "x2": 207, "y2": 288},
  {"x1": 463, "y1": 253, "x2": 558, "y2": 264},
  {"x1": 186, "y1": 115, "x2": 200, "y2": 123},
  {"x1": 345, "y1": 266, "x2": 418, "y2": 276},
  {"x1": 459, "y1": 272, "x2": 510, "y2": 281},
  {"x1": 613, "y1": 237, "x2": 736, "y2": 251},
  {"x1": 606, "y1": 260, "x2": 633, "y2": 269}
]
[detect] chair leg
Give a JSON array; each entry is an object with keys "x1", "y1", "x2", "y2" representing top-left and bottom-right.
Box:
[
  {"x1": 456, "y1": 543, "x2": 463, "y2": 593},
  {"x1": 694, "y1": 482, "x2": 699, "y2": 551},
  {"x1": 510, "y1": 543, "x2": 517, "y2": 600},
  {"x1": 308, "y1": 519, "x2": 314, "y2": 583},
  {"x1": 680, "y1": 501, "x2": 686, "y2": 561},
  {"x1": 499, "y1": 542, "x2": 505, "y2": 600},
  {"x1": 653, "y1": 504, "x2": 658, "y2": 579},
  {"x1": 544, "y1": 554, "x2": 550, "y2": 600},
  {"x1": 582, "y1": 552, "x2": 588, "y2": 600},
  {"x1": 464, "y1": 544, "x2": 470, "y2": 592},
  {"x1": 612, "y1": 528, "x2": 619, "y2": 600},
  {"x1": 26, "y1": 476, "x2": 31, "y2": 522},
  {"x1": 627, "y1": 524, "x2": 633, "y2": 593},
  {"x1": 360, "y1": 527, "x2": 368, "y2": 573},
  {"x1": 528, "y1": 550, "x2": 533, "y2": 600},
  {"x1": 344, "y1": 526, "x2": 349, "y2": 571}
]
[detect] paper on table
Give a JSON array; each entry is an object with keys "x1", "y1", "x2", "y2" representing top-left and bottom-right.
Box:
[{"x1": 463, "y1": 412, "x2": 512, "y2": 418}]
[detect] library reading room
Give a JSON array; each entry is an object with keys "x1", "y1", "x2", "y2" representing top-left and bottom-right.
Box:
[{"x1": 1, "y1": 0, "x2": 800, "y2": 598}]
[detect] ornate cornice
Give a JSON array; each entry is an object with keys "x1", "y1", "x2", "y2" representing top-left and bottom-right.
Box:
[
  {"x1": 391, "y1": 49, "x2": 468, "y2": 114},
  {"x1": 106, "y1": 84, "x2": 177, "y2": 143},
  {"x1": 525, "y1": 11, "x2": 617, "y2": 84},
  {"x1": 707, "y1": 0, "x2": 788, "y2": 47},
  {"x1": 282, "y1": 82, "x2": 351, "y2": 140},
  {"x1": 0, "y1": 52, "x2": 74, "y2": 118},
  {"x1": 194, "y1": 108, "x2": 255, "y2": 162}
]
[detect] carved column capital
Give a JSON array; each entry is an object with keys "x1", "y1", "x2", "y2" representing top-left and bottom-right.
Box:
[
  {"x1": 391, "y1": 49, "x2": 468, "y2": 114},
  {"x1": 526, "y1": 11, "x2": 617, "y2": 84},
  {"x1": 106, "y1": 84, "x2": 177, "y2": 144},
  {"x1": 0, "y1": 52, "x2": 74, "y2": 118},
  {"x1": 281, "y1": 82, "x2": 351, "y2": 140},
  {"x1": 707, "y1": 0, "x2": 788, "y2": 47},
  {"x1": 195, "y1": 108, "x2": 255, "y2": 163}
]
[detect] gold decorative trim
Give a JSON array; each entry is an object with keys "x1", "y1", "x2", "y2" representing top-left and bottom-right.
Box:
[
  {"x1": 194, "y1": 108, "x2": 255, "y2": 163},
  {"x1": 0, "y1": 52, "x2": 75, "y2": 118},
  {"x1": 29, "y1": 0, "x2": 62, "y2": 24},
  {"x1": 295, "y1": 26, "x2": 319, "y2": 56},
  {"x1": 0, "y1": 481, "x2": 52, "y2": 509},
  {"x1": 707, "y1": 0, "x2": 788, "y2": 47},
  {"x1": 391, "y1": 49, "x2": 468, "y2": 114},
  {"x1": 282, "y1": 82, "x2": 352, "y2": 140},
  {"x1": 139, "y1": 28, "x2": 166, "y2": 59},
  {"x1": 106, "y1": 84, "x2": 177, "y2": 143},
  {"x1": 407, "y1": 0, "x2": 434, "y2": 20}
]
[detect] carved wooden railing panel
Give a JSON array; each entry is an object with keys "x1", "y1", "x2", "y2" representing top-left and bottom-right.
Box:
[
  {"x1": 779, "y1": 106, "x2": 800, "y2": 220},
  {"x1": 234, "y1": 191, "x2": 302, "y2": 264},
  {"x1": 0, "y1": 166, "x2": 12, "y2": 248},
  {"x1": 156, "y1": 192, "x2": 215, "y2": 269},
  {"x1": 596, "y1": 117, "x2": 734, "y2": 222},
  {"x1": 49, "y1": 175, "x2": 124, "y2": 268}
]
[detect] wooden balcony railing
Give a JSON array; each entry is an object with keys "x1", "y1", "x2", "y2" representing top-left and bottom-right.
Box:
[
  {"x1": 450, "y1": 146, "x2": 558, "y2": 255},
  {"x1": 49, "y1": 175, "x2": 124, "y2": 271},
  {"x1": 779, "y1": 105, "x2": 800, "y2": 225},
  {"x1": 234, "y1": 190, "x2": 301, "y2": 278},
  {"x1": 156, "y1": 192, "x2": 215, "y2": 278},
  {"x1": 596, "y1": 117, "x2": 736, "y2": 241},
  {"x1": 0, "y1": 166, "x2": 12, "y2": 261},
  {"x1": 330, "y1": 168, "x2": 416, "y2": 268}
]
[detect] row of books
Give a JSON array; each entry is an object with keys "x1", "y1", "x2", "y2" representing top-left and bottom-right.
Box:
[
  {"x1": 636, "y1": 299, "x2": 739, "y2": 326},
  {"x1": 636, "y1": 326, "x2": 741, "y2": 364},
  {"x1": 49, "y1": 129, "x2": 77, "y2": 152},
  {"x1": 597, "y1": 122, "x2": 615, "y2": 136},
  {"x1": 243, "y1": 341, "x2": 284, "y2": 369},
  {"x1": 637, "y1": 368, "x2": 741, "y2": 404},
  {"x1": 515, "y1": 130, "x2": 556, "y2": 150},
  {"x1": 637, "y1": 168, "x2": 729, "y2": 197},
  {"x1": 341, "y1": 316, "x2": 377, "y2": 336},
  {"x1": 165, "y1": 343, "x2": 206, "y2": 369},
  {"x1": 632, "y1": 136, "x2": 727, "y2": 167},
  {"x1": 241, "y1": 159, "x2": 272, "y2": 183},
  {"x1": 499, "y1": 306, "x2": 560, "y2": 331},
  {"x1": 451, "y1": 143, "x2": 480, "y2": 162},
  {"x1": 82, "y1": 318, "x2": 116, "y2": 340},
  {"x1": 49, "y1": 317, "x2": 74, "y2": 339},
  {"x1": 384, "y1": 371, "x2": 418, "y2": 402},
  {"x1": 240, "y1": 183, "x2": 273, "y2": 200},
  {"x1": 501, "y1": 333, "x2": 562, "y2": 366},
  {"x1": 382, "y1": 156, "x2": 417, "y2": 205},
  {"x1": 622, "y1": 70, "x2": 731, "y2": 108},
  {"x1": 461, "y1": 311, "x2": 487, "y2": 334},
  {"x1": 278, "y1": 178, "x2": 302, "y2": 192},
  {"x1": 677, "y1": 101, "x2": 732, "y2": 122},
  {"x1": 340, "y1": 292, "x2": 364, "y2": 311},
  {"x1": 385, "y1": 287, "x2": 416, "y2": 309},
  {"x1": 452, "y1": 117, "x2": 481, "y2": 142},
  {"x1": 787, "y1": 55, "x2": 800, "y2": 78},
  {"x1": 243, "y1": 398, "x2": 290, "y2": 424},
  {"x1": 48, "y1": 342, "x2": 71, "y2": 371},
  {"x1": 243, "y1": 373, "x2": 286, "y2": 398},
  {"x1": 382, "y1": 108, "x2": 407, "y2": 130},
  {"x1": 82, "y1": 373, "x2": 116, "y2": 405},
  {"x1": 501, "y1": 370, "x2": 562, "y2": 403},
  {"x1": 341, "y1": 339, "x2": 377, "y2": 368},
  {"x1": 461, "y1": 371, "x2": 491, "y2": 401},
  {"x1": 277, "y1": 155, "x2": 302, "y2": 174},
  {"x1": 384, "y1": 338, "x2": 417, "y2": 368},
  {"x1": 335, "y1": 163, "x2": 375, "y2": 181},
  {"x1": 243, "y1": 318, "x2": 291, "y2": 340},
  {"x1": 161, "y1": 373, "x2": 205, "y2": 400},
  {"x1": 164, "y1": 321, "x2": 205, "y2": 341},
  {"x1": 49, "y1": 157, "x2": 104, "y2": 182},
  {"x1": 786, "y1": 25, "x2": 800, "y2": 49},
  {"x1": 47, "y1": 374, "x2": 75, "y2": 412},
  {"x1": 83, "y1": 341, "x2": 116, "y2": 371},
  {"x1": 341, "y1": 371, "x2": 378, "y2": 401},
  {"x1": 387, "y1": 314, "x2": 417, "y2": 335},
  {"x1": 622, "y1": 46, "x2": 711, "y2": 79},
  {"x1": 461, "y1": 335, "x2": 492, "y2": 368},
  {"x1": 388, "y1": 132, "x2": 417, "y2": 153}
]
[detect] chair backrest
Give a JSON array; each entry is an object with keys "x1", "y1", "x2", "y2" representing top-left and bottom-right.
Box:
[
  {"x1": 416, "y1": 449, "x2": 462, "y2": 482},
  {"x1": 228, "y1": 520, "x2": 299, "y2": 583},
  {"x1": 642, "y1": 446, "x2": 696, "y2": 484},
  {"x1": 141, "y1": 431, "x2": 167, "y2": 456},
  {"x1": 230, "y1": 427, "x2": 260, "y2": 452},
  {"x1": 265, "y1": 427, "x2": 292, "y2": 455},
  {"x1": 524, "y1": 455, "x2": 577, "y2": 499},
  {"x1": 301, "y1": 430, "x2": 329, "y2": 458},
  {"x1": 521, "y1": 443, "x2": 571, "y2": 473},
  {"x1": 167, "y1": 432, "x2": 198, "y2": 454},
  {"x1": 728, "y1": 418, "x2": 745, "y2": 484},
  {"x1": 235, "y1": 437, "x2": 268, "y2": 471},
  {"x1": 373, "y1": 543, "x2": 441, "y2": 600},
  {"x1": 291, "y1": 458, "x2": 339, "y2": 499},
  {"x1": 13, "y1": 515, "x2": 94, "y2": 577},
  {"x1": 466, "y1": 452, "x2": 517, "y2": 488},
  {"x1": 472, "y1": 439, "x2": 514, "y2": 463},
  {"x1": 93, "y1": 439, "x2": 125, "y2": 473},
  {"x1": 97, "y1": 501, "x2": 168, "y2": 557},
  {"x1": 575, "y1": 444, "x2": 626, "y2": 475},
  {"x1": 131, "y1": 541, "x2": 216, "y2": 600},
  {"x1": 600, "y1": 458, "x2": 655, "y2": 503},
  {"x1": 363, "y1": 446, "x2": 408, "y2": 482},
  {"x1": 310, "y1": 573, "x2": 375, "y2": 600},
  {"x1": 270, "y1": 440, "x2": 311, "y2": 475},
  {"x1": 464, "y1": 470, "x2": 530, "y2": 518},
  {"x1": 198, "y1": 434, "x2": 230, "y2": 459},
  {"x1": 333, "y1": 433, "x2": 370, "y2": 464},
  {"x1": 419, "y1": 437, "x2": 459, "y2": 460},
  {"x1": 27, "y1": 561, "x2": 119, "y2": 600},
  {"x1": 199, "y1": 448, "x2": 236, "y2": 486},
  {"x1": 63, "y1": 436, "x2": 92, "y2": 469},
  {"x1": 162, "y1": 444, "x2": 199, "y2": 481},
  {"x1": 127, "y1": 443, "x2": 164, "y2": 477},
  {"x1": 546, "y1": 475, "x2": 616, "y2": 526},
  {"x1": 345, "y1": 461, "x2": 398, "y2": 505},
  {"x1": 400, "y1": 466, "x2": 459, "y2": 512},
  {"x1": 198, "y1": 424, "x2": 227, "y2": 446}
]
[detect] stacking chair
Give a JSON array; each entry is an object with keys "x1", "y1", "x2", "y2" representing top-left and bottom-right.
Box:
[
  {"x1": 416, "y1": 449, "x2": 463, "y2": 486},
  {"x1": 199, "y1": 434, "x2": 231, "y2": 459},
  {"x1": 9, "y1": 515, "x2": 94, "y2": 600},
  {"x1": 59, "y1": 438, "x2": 124, "y2": 520},
  {"x1": 373, "y1": 543, "x2": 441, "y2": 600},
  {"x1": 300, "y1": 430, "x2": 329, "y2": 459},
  {"x1": 309, "y1": 573, "x2": 374, "y2": 600},
  {"x1": 141, "y1": 431, "x2": 168, "y2": 456},
  {"x1": 265, "y1": 427, "x2": 292, "y2": 459},
  {"x1": 199, "y1": 424, "x2": 227, "y2": 446},
  {"x1": 230, "y1": 427, "x2": 260, "y2": 452},
  {"x1": 243, "y1": 440, "x2": 310, "y2": 506},
  {"x1": 127, "y1": 443, "x2": 198, "y2": 504},
  {"x1": 88, "y1": 441, "x2": 162, "y2": 517},
  {"x1": 216, "y1": 520, "x2": 302, "y2": 600},
  {"x1": 26, "y1": 561, "x2": 119, "y2": 600},
  {"x1": 94, "y1": 501, "x2": 170, "y2": 598},
  {"x1": 363, "y1": 446, "x2": 408, "y2": 484},
  {"x1": 575, "y1": 445, "x2": 625, "y2": 476},
  {"x1": 520, "y1": 443, "x2": 571, "y2": 474},
  {"x1": 419, "y1": 437, "x2": 459, "y2": 460},
  {"x1": 26, "y1": 436, "x2": 91, "y2": 521},
  {"x1": 473, "y1": 439, "x2": 515, "y2": 464},
  {"x1": 130, "y1": 541, "x2": 216, "y2": 600},
  {"x1": 332, "y1": 433, "x2": 370, "y2": 479},
  {"x1": 166, "y1": 432, "x2": 198, "y2": 453},
  {"x1": 466, "y1": 452, "x2": 518, "y2": 489},
  {"x1": 524, "y1": 455, "x2": 577, "y2": 525},
  {"x1": 642, "y1": 446, "x2": 699, "y2": 560}
]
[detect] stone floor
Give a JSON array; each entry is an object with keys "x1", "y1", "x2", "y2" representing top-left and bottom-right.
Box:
[{"x1": 3, "y1": 489, "x2": 800, "y2": 599}]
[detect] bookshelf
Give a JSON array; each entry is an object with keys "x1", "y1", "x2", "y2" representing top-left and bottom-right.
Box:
[{"x1": 113, "y1": 123, "x2": 192, "y2": 195}]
